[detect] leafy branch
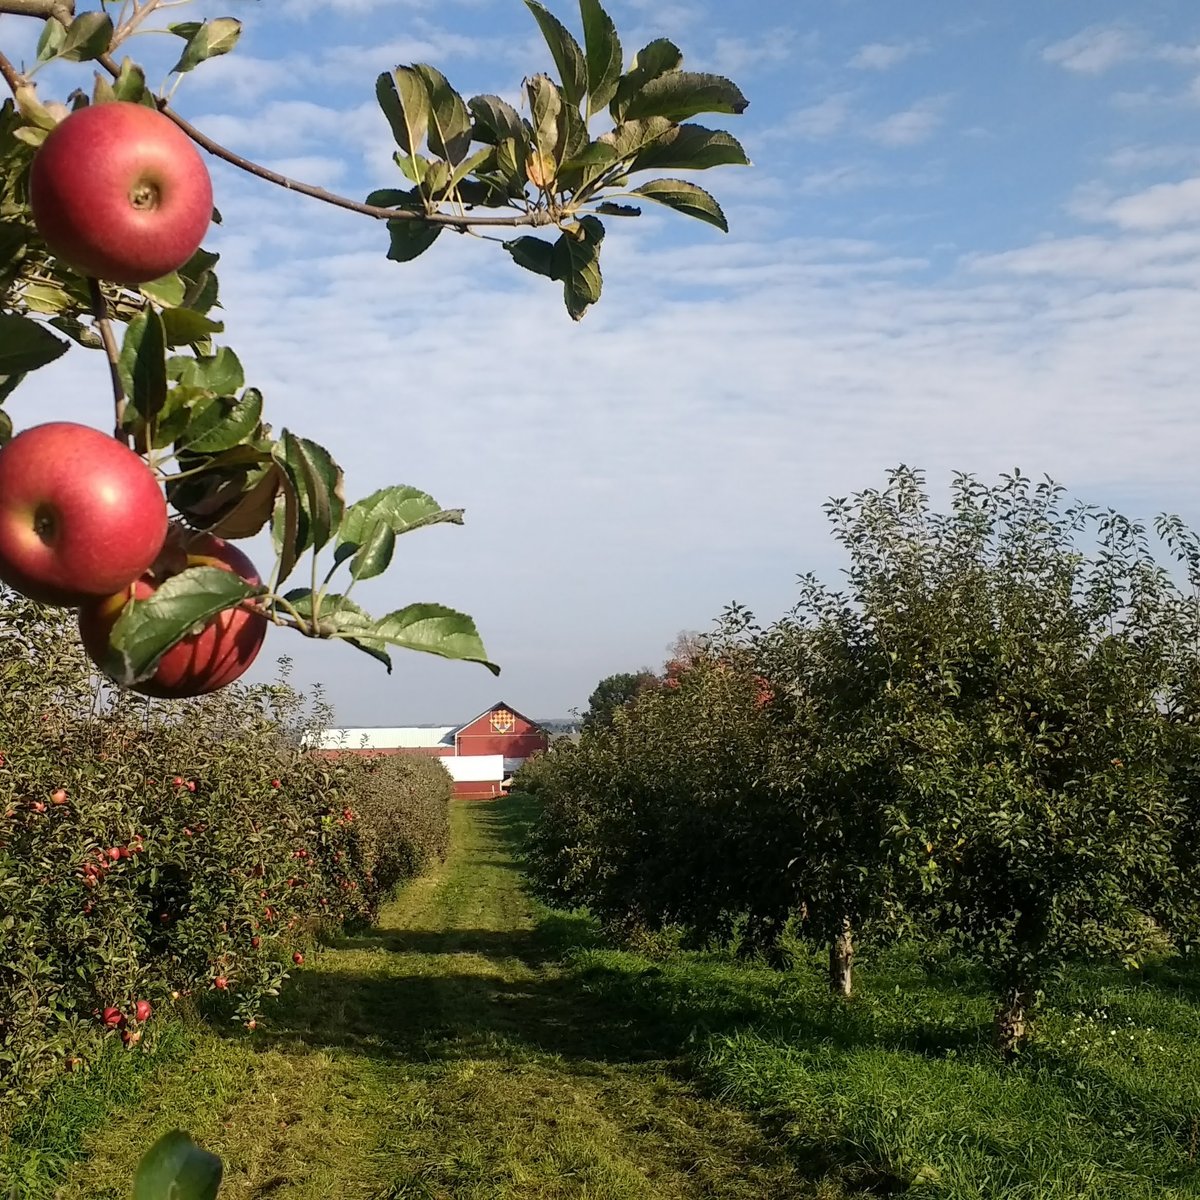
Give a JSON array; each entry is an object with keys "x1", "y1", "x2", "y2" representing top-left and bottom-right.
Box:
[{"x1": 5, "y1": 0, "x2": 750, "y2": 320}]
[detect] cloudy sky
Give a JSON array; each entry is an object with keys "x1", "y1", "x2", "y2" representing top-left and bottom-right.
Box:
[{"x1": 5, "y1": 0, "x2": 1200, "y2": 725}]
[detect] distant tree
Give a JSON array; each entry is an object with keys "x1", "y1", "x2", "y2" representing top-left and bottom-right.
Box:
[{"x1": 582, "y1": 670, "x2": 658, "y2": 729}]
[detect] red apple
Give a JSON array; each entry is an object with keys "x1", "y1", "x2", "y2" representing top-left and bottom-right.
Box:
[
  {"x1": 0, "y1": 423, "x2": 167, "y2": 605},
  {"x1": 101, "y1": 1006, "x2": 124, "y2": 1028},
  {"x1": 30, "y1": 101, "x2": 213, "y2": 285},
  {"x1": 50, "y1": 788, "x2": 68, "y2": 805},
  {"x1": 134, "y1": 999, "x2": 152, "y2": 1022},
  {"x1": 213, "y1": 976, "x2": 228, "y2": 991},
  {"x1": 292, "y1": 952, "x2": 304, "y2": 965},
  {"x1": 78, "y1": 532, "x2": 267, "y2": 699}
]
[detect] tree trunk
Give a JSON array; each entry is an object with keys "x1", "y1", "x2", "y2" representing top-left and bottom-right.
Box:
[
  {"x1": 993, "y1": 985, "x2": 1032, "y2": 1057},
  {"x1": 829, "y1": 916, "x2": 853, "y2": 997}
]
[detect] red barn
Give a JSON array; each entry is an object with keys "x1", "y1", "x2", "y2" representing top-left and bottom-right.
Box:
[
  {"x1": 310, "y1": 701, "x2": 549, "y2": 800},
  {"x1": 453, "y1": 702, "x2": 547, "y2": 763}
]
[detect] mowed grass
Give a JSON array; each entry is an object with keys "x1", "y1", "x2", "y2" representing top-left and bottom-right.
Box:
[
  {"x1": 1, "y1": 797, "x2": 827, "y2": 1199},
  {"x1": 5, "y1": 795, "x2": 1200, "y2": 1199},
  {"x1": 568, "y1": 942, "x2": 1200, "y2": 1198}
]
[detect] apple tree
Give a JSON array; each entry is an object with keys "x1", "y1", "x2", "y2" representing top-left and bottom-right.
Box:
[{"x1": 0, "y1": 0, "x2": 750, "y2": 699}]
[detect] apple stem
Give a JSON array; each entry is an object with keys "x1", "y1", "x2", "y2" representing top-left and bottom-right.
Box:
[{"x1": 87, "y1": 277, "x2": 130, "y2": 446}]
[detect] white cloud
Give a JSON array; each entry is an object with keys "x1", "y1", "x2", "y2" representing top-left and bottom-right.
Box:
[
  {"x1": 775, "y1": 92, "x2": 854, "y2": 140},
  {"x1": 1105, "y1": 145, "x2": 1200, "y2": 172},
  {"x1": 709, "y1": 30, "x2": 798, "y2": 76},
  {"x1": 849, "y1": 41, "x2": 926, "y2": 71},
  {"x1": 1103, "y1": 177, "x2": 1200, "y2": 230},
  {"x1": 1042, "y1": 25, "x2": 1139, "y2": 74},
  {"x1": 868, "y1": 96, "x2": 948, "y2": 147}
]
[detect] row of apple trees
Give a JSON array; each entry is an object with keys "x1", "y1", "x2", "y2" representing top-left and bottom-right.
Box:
[
  {"x1": 0, "y1": 587, "x2": 453, "y2": 1108},
  {"x1": 522, "y1": 466, "x2": 1200, "y2": 1052}
]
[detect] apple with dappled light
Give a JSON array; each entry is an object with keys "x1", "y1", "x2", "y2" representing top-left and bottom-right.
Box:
[
  {"x1": 0, "y1": 423, "x2": 168, "y2": 605},
  {"x1": 78, "y1": 531, "x2": 267, "y2": 699},
  {"x1": 30, "y1": 101, "x2": 213, "y2": 285}
]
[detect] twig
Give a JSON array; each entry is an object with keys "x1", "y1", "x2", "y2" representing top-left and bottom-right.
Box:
[
  {"x1": 95, "y1": 53, "x2": 556, "y2": 231},
  {"x1": 87, "y1": 277, "x2": 129, "y2": 444},
  {"x1": 0, "y1": 0, "x2": 73, "y2": 18},
  {"x1": 0, "y1": 46, "x2": 23, "y2": 95}
]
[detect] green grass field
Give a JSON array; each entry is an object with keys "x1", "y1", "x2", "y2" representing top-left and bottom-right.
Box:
[{"x1": 4, "y1": 794, "x2": 1200, "y2": 1198}]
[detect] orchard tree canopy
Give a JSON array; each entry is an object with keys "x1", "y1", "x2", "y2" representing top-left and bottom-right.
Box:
[{"x1": 0, "y1": 0, "x2": 749, "y2": 696}]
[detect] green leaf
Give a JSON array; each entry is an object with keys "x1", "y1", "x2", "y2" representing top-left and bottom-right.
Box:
[
  {"x1": 610, "y1": 38, "x2": 682, "y2": 122},
  {"x1": 630, "y1": 124, "x2": 750, "y2": 173},
  {"x1": 36, "y1": 17, "x2": 67, "y2": 63},
  {"x1": 525, "y1": 74, "x2": 562, "y2": 162},
  {"x1": 552, "y1": 215, "x2": 604, "y2": 320},
  {"x1": 272, "y1": 431, "x2": 345, "y2": 560},
  {"x1": 175, "y1": 347, "x2": 244, "y2": 395},
  {"x1": 48, "y1": 315, "x2": 103, "y2": 349},
  {"x1": 366, "y1": 186, "x2": 421, "y2": 208},
  {"x1": 579, "y1": 0, "x2": 622, "y2": 117},
  {"x1": 594, "y1": 201, "x2": 640, "y2": 216},
  {"x1": 160, "y1": 308, "x2": 224, "y2": 347},
  {"x1": 598, "y1": 116, "x2": 672, "y2": 162},
  {"x1": 524, "y1": 1, "x2": 587, "y2": 109},
  {"x1": 21, "y1": 282, "x2": 75, "y2": 314},
  {"x1": 181, "y1": 388, "x2": 263, "y2": 454},
  {"x1": 631, "y1": 178, "x2": 728, "y2": 231},
  {"x1": 386, "y1": 218, "x2": 441, "y2": 262},
  {"x1": 134, "y1": 1131, "x2": 223, "y2": 1200},
  {"x1": 0, "y1": 408, "x2": 11, "y2": 446},
  {"x1": 93, "y1": 73, "x2": 117, "y2": 106},
  {"x1": 447, "y1": 145, "x2": 496, "y2": 192},
  {"x1": 468, "y1": 94, "x2": 527, "y2": 147},
  {"x1": 169, "y1": 18, "x2": 242, "y2": 75},
  {"x1": 623, "y1": 71, "x2": 749, "y2": 122},
  {"x1": 112, "y1": 58, "x2": 149, "y2": 103},
  {"x1": 0, "y1": 315, "x2": 69, "y2": 373},
  {"x1": 371, "y1": 603, "x2": 499, "y2": 674},
  {"x1": 495, "y1": 137, "x2": 527, "y2": 188},
  {"x1": 139, "y1": 273, "x2": 187, "y2": 307},
  {"x1": 106, "y1": 568, "x2": 260, "y2": 687},
  {"x1": 59, "y1": 12, "x2": 113, "y2": 63},
  {"x1": 335, "y1": 485, "x2": 465, "y2": 582},
  {"x1": 560, "y1": 141, "x2": 617, "y2": 173},
  {"x1": 171, "y1": 454, "x2": 280, "y2": 540},
  {"x1": 504, "y1": 236, "x2": 558, "y2": 279},
  {"x1": 412, "y1": 64, "x2": 472, "y2": 164},
  {"x1": 376, "y1": 68, "x2": 430, "y2": 157},
  {"x1": 118, "y1": 310, "x2": 168, "y2": 424},
  {"x1": 283, "y1": 592, "x2": 392, "y2": 670}
]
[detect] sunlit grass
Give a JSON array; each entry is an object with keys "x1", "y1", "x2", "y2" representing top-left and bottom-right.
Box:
[{"x1": 6, "y1": 795, "x2": 1199, "y2": 1198}]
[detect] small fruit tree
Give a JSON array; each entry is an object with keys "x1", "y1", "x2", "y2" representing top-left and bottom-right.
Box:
[{"x1": 0, "y1": 0, "x2": 749, "y2": 696}]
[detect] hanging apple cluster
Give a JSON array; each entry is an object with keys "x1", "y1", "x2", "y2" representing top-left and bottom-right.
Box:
[{"x1": 0, "y1": 0, "x2": 750, "y2": 701}]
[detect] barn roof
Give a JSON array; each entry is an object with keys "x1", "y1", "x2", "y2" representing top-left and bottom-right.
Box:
[
  {"x1": 453, "y1": 700, "x2": 545, "y2": 735},
  {"x1": 308, "y1": 725, "x2": 456, "y2": 750}
]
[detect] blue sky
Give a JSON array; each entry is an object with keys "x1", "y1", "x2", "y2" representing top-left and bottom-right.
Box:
[{"x1": 5, "y1": 0, "x2": 1200, "y2": 725}]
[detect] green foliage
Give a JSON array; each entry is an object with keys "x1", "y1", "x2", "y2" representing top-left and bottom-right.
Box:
[
  {"x1": 0, "y1": 590, "x2": 450, "y2": 1108},
  {"x1": 579, "y1": 669, "x2": 657, "y2": 729},
  {"x1": 370, "y1": 0, "x2": 749, "y2": 318},
  {"x1": 338, "y1": 754, "x2": 452, "y2": 901},
  {"x1": 525, "y1": 656, "x2": 789, "y2": 953},
  {"x1": 528, "y1": 466, "x2": 1200, "y2": 1048}
]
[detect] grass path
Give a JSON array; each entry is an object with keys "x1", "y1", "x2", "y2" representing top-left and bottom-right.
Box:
[{"x1": 49, "y1": 797, "x2": 825, "y2": 1199}]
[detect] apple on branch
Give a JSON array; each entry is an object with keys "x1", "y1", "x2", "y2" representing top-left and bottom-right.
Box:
[
  {"x1": 79, "y1": 531, "x2": 268, "y2": 699},
  {"x1": 30, "y1": 101, "x2": 213, "y2": 285},
  {"x1": 0, "y1": 422, "x2": 168, "y2": 605}
]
